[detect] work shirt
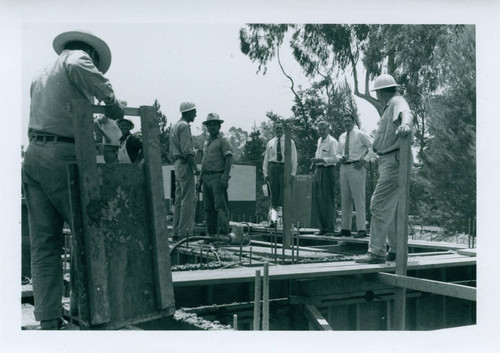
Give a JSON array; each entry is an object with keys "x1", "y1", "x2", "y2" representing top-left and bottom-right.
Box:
[
  {"x1": 170, "y1": 119, "x2": 195, "y2": 158},
  {"x1": 338, "y1": 127, "x2": 376, "y2": 163},
  {"x1": 201, "y1": 134, "x2": 233, "y2": 173},
  {"x1": 118, "y1": 133, "x2": 143, "y2": 163},
  {"x1": 372, "y1": 94, "x2": 411, "y2": 154},
  {"x1": 94, "y1": 115, "x2": 122, "y2": 146},
  {"x1": 29, "y1": 49, "x2": 116, "y2": 139},
  {"x1": 315, "y1": 134, "x2": 339, "y2": 166},
  {"x1": 262, "y1": 136, "x2": 298, "y2": 178}
]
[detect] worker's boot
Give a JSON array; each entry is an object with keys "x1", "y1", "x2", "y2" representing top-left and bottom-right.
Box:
[{"x1": 40, "y1": 318, "x2": 66, "y2": 330}]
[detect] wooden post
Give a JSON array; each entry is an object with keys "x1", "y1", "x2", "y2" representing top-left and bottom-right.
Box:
[
  {"x1": 262, "y1": 263, "x2": 270, "y2": 330},
  {"x1": 253, "y1": 270, "x2": 261, "y2": 330},
  {"x1": 393, "y1": 136, "x2": 412, "y2": 330},
  {"x1": 282, "y1": 125, "x2": 292, "y2": 249},
  {"x1": 233, "y1": 314, "x2": 238, "y2": 330},
  {"x1": 140, "y1": 105, "x2": 175, "y2": 310},
  {"x1": 71, "y1": 99, "x2": 110, "y2": 325}
]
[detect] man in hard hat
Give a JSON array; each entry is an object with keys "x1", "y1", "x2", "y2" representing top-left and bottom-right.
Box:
[
  {"x1": 337, "y1": 113, "x2": 375, "y2": 238},
  {"x1": 22, "y1": 30, "x2": 124, "y2": 329},
  {"x1": 170, "y1": 102, "x2": 200, "y2": 241},
  {"x1": 262, "y1": 120, "x2": 297, "y2": 227},
  {"x1": 311, "y1": 120, "x2": 339, "y2": 236},
  {"x1": 196, "y1": 113, "x2": 233, "y2": 243},
  {"x1": 355, "y1": 74, "x2": 413, "y2": 264},
  {"x1": 94, "y1": 98, "x2": 127, "y2": 162}
]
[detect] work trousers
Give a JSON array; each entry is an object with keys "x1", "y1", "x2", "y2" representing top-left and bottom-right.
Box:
[
  {"x1": 202, "y1": 172, "x2": 230, "y2": 235},
  {"x1": 340, "y1": 164, "x2": 367, "y2": 231},
  {"x1": 268, "y1": 162, "x2": 284, "y2": 209},
  {"x1": 368, "y1": 152, "x2": 401, "y2": 257},
  {"x1": 313, "y1": 166, "x2": 336, "y2": 233},
  {"x1": 172, "y1": 159, "x2": 196, "y2": 238},
  {"x1": 22, "y1": 141, "x2": 76, "y2": 321}
]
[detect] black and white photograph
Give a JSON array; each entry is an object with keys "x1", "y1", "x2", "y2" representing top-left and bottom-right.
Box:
[{"x1": 1, "y1": 0, "x2": 499, "y2": 352}]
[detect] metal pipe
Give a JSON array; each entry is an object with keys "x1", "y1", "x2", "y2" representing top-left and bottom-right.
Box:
[
  {"x1": 296, "y1": 222, "x2": 300, "y2": 262},
  {"x1": 253, "y1": 270, "x2": 261, "y2": 330},
  {"x1": 262, "y1": 263, "x2": 270, "y2": 330},
  {"x1": 233, "y1": 314, "x2": 238, "y2": 330}
]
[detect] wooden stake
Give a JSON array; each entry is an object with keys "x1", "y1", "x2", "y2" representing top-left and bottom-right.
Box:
[
  {"x1": 253, "y1": 270, "x2": 261, "y2": 330},
  {"x1": 262, "y1": 263, "x2": 270, "y2": 330},
  {"x1": 233, "y1": 314, "x2": 238, "y2": 330}
]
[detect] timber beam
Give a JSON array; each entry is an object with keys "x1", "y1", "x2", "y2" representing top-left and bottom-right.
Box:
[{"x1": 378, "y1": 272, "x2": 476, "y2": 301}]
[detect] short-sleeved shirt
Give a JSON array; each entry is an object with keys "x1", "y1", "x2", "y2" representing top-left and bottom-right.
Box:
[
  {"x1": 29, "y1": 49, "x2": 116, "y2": 139},
  {"x1": 201, "y1": 134, "x2": 233, "y2": 173},
  {"x1": 170, "y1": 119, "x2": 195, "y2": 158},
  {"x1": 372, "y1": 94, "x2": 411, "y2": 154},
  {"x1": 315, "y1": 134, "x2": 339, "y2": 166}
]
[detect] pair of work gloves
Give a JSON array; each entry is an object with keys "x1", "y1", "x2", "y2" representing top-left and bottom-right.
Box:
[{"x1": 104, "y1": 96, "x2": 125, "y2": 120}]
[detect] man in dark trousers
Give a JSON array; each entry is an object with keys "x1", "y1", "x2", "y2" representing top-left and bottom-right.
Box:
[
  {"x1": 355, "y1": 74, "x2": 413, "y2": 264},
  {"x1": 22, "y1": 30, "x2": 124, "y2": 329},
  {"x1": 196, "y1": 113, "x2": 233, "y2": 243},
  {"x1": 262, "y1": 121, "x2": 297, "y2": 226},
  {"x1": 311, "y1": 120, "x2": 339, "y2": 236}
]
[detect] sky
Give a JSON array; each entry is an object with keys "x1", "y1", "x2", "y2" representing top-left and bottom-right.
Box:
[
  {"x1": 2, "y1": 0, "x2": 500, "y2": 352},
  {"x1": 20, "y1": 23, "x2": 379, "y2": 147}
]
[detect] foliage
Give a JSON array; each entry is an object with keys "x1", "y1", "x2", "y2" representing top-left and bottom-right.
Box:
[
  {"x1": 153, "y1": 99, "x2": 171, "y2": 163},
  {"x1": 240, "y1": 125, "x2": 268, "y2": 220},
  {"x1": 417, "y1": 27, "x2": 476, "y2": 232}
]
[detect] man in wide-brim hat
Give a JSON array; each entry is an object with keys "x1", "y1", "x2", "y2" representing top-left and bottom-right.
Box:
[
  {"x1": 196, "y1": 113, "x2": 233, "y2": 244},
  {"x1": 22, "y1": 30, "x2": 124, "y2": 329}
]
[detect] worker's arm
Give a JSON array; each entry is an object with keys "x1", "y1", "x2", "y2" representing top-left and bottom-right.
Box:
[
  {"x1": 65, "y1": 51, "x2": 124, "y2": 120},
  {"x1": 93, "y1": 118, "x2": 111, "y2": 143},
  {"x1": 179, "y1": 123, "x2": 199, "y2": 175},
  {"x1": 262, "y1": 141, "x2": 270, "y2": 182},
  {"x1": 220, "y1": 154, "x2": 233, "y2": 191},
  {"x1": 396, "y1": 110, "x2": 414, "y2": 137},
  {"x1": 185, "y1": 154, "x2": 199, "y2": 176}
]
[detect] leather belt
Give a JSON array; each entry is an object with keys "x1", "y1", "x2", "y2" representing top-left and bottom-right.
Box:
[
  {"x1": 30, "y1": 134, "x2": 75, "y2": 143},
  {"x1": 202, "y1": 170, "x2": 223, "y2": 175},
  {"x1": 377, "y1": 149, "x2": 399, "y2": 156},
  {"x1": 341, "y1": 161, "x2": 356, "y2": 165},
  {"x1": 269, "y1": 161, "x2": 284, "y2": 165},
  {"x1": 174, "y1": 156, "x2": 186, "y2": 160},
  {"x1": 317, "y1": 165, "x2": 334, "y2": 168}
]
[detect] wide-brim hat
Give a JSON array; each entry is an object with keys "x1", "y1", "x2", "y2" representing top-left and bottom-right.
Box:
[
  {"x1": 53, "y1": 30, "x2": 112, "y2": 74},
  {"x1": 202, "y1": 113, "x2": 224, "y2": 125},
  {"x1": 117, "y1": 118, "x2": 134, "y2": 129}
]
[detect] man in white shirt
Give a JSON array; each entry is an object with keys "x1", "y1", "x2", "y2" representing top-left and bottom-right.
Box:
[
  {"x1": 338, "y1": 114, "x2": 375, "y2": 238},
  {"x1": 94, "y1": 113, "x2": 122, "y2": 162},
  {"x1": 262, "y1": 121, "x2": 297, "y2": 223},
  {"x1": 311, "y1": 120, "x2": 339, "y2": 235}
]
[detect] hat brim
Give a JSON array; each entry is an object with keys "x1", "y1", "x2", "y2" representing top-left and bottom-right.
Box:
[
  {"x1": 117, "y1": 119, "x2": 135, "y2": 129},
  {"x1": 202, "y1": 120, "x2": 224, "y2": 125},
  {"x1": 371, "y1": 83, "x2": 400, "y2": 91},
  {"x1": 53, "y1": 30, "x2": 112, "y2": 74}
]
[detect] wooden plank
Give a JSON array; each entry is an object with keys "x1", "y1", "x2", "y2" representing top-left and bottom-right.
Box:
[
  {"x1": 378, "y1": 272, "x2": 476, "y2": 301},
  {"x1": 67, "y1": 163, "x2": 91, "y2": 328},
  {"x1": 304, "y1": 304, "x2": 333, "y2": 330},
  {"x1": 171, "y1": 254, "x2": 475, "y2": 287},
  {"x1": 139, "y1": 105, "x2": 175, "y2": 310},
  {"x1": 282, "y1": 125, "x2": 292, "y2": 249},
  {"x1": 394, "y1": 136, "x2": 412, "y2": 330},
  {"x1": 91, "y1": 104, "x2": 140, "y2": 117},
  {"x1": 71, "y1": 99, "x2": 110, "y2": 325},
  {"x1": 457, "y1": 248, "x2": 477, "y2": 257}
]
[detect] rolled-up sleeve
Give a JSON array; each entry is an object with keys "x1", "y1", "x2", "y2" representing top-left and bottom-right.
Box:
[{"x1": 392, "y1": 96, "x2": 411, "y2": 123}]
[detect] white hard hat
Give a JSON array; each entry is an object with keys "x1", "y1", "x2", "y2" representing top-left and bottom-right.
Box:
[
  {"x1": 371, "y1": 74, "x2": 400, "y2": 91},
  {"x1": 179, "y1": 101, "x2": 196, "y2": 113}
]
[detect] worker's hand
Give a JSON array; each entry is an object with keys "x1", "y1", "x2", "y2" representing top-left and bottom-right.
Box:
[
  {"x1": 105, "y1": 98, "x2": 125, "y2": 120},
  {"x1": 353, "y1": 159, "x2": 367, "y2": 170},
  {"x1": 396, "y1": 123, "x2": 411, "y2": 137},
  {"x1": 196, "y1": 180, "x2": 203, "y2": 193},
  {"x1": 220, "y1": 175, "x2": 230, "y2": 191},
  {"x1": 289, "y1": 175, "x2": 295, "y2": 185},
  {"x1": 340, "y1": 155, "x2": 348, "y2": 163},
  {"x1": 193, "y1": 168, "x2": 201, "y2": 176}
]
